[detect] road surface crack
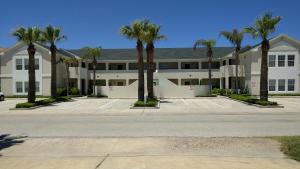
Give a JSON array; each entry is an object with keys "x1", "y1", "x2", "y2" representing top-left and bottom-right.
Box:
[{"x1": 95, "y1": 154, "x2": 109, "y2": 169}]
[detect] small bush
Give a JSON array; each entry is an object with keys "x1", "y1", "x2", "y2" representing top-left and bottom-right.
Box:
[
  {"x1": 134, "y1": 98, "x2": 158, "y2": 107},
  {"x1": 57, "y1": 88, "x2": 67, "y2": 96},
  {"x1": 70, "y1": 87, "x2": 80, "y2": 95},
  {"x1": 16, "y1": 102, "x2": 37, "y2": 108}
]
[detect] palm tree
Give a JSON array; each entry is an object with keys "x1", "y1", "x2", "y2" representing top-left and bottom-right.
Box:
[
  {"x1": 120, "y1": 20, "x2": 149, "y2": 101},
  {"x1": 61, "y1": 57, "x2": 78, "y2": 96},
  {"x1": 142, "y1": 23, "x2": 165, "y2": 99},
  {"x1": 220, "y1": 29, "x2": 244, "y2": 93},
  {"x1": 41, "y1": 25, "x2": 67, "y2": 99},
  {"x1": 193, "y1": 39, "x2": 216, "y2": 95},
  {"x1": 82, "y1": 47, "x2": 101, "y2": 96},
  {"x1": 244, "y1": 13, "x2": 281, "y2": 101},
  {"x1": 12, "y1": 27, "x2": 41, "y2": 103}
]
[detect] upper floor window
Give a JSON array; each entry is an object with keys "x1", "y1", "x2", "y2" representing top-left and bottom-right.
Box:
[
  {"x1": 222, "y1": 60, "x2": 226, "y2": 66},
  {"x1": 81, "y1": 62, "x2": 86, "y2": 68},
  {"x1": 88, "y1": 63, "x2": 106, "y2": 70},
  {"x1": 229, "y1": 59, "x2": 235, "y2": 65},
  {"x1": 109, "y1": 63, "x2": 126, "y2": 70},
  {"x1": 24, "y1": 59, "x2": 39, "y2": 70},
  {"x1": 201, "y1": 61, "x2": 220, "y2": 69},
  {"x1": 16, "y1": 59, "x2": 23, "y2": 70},
  {"x1": 159, "y1": 62, "x2": 178, "y2": 70},
  {"x1": 181, "y1": 62, "x2": 199, "y2": 69},
  {"x1": 278, "y1": 55, "x2": 285, "y2": 67},
  {"x1": 288, "y1": 55, "x2": 295, "y2": 67},
  {"x1": 268, "y1": 55, "x2": 276, "y2": 67}
]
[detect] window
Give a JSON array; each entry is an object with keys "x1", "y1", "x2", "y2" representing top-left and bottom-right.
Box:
[
  {"x1": 269, "y1": 79, "x2": 276, "y2": 91},
  {"x1": 229, "y1": 59, "x2": 235, "y2": 65},
  {"x1": 201, "y1": 61, "x2": 220, "y2": 69},
  {"x1": 16, "y1": 59, "x2": 23, "y2": 70},
  {"x1": 222, "y1": 60, "x2": 226, "y2": 66},
  {"x1": 278, "y1": 79, "x2": 285, "y2": 91},
  {"x1": 181, "y1": 62, "x2": 199, "y2": 69},
  {"x1": 288, "y1": 55, "x2": 295, "y2": 67},
  {"x1": 288, "y1": 79, "x2": 295, "y2": 91},
  {"x1": 24, "y1": 59, "x2": 29, "y2": 70},
  {"x1": 159, "y1": 62, "x2": 178, "y2": 69},
  {"x1": 24, "y1": 59, "x2": 39, "y2": 70},
  {"x1": 24, "y1": 82, "x2": 28, "y2": 92},
  {"x1": 81, "y1": 62, "x2": 86, "y2": 68},
  {"x1": 35, "y1": 59, "x2": 39, "y2": 70},
  {"x1": 278, "y1": 55, "x2": 285, "y2": 67},
  {"x1": 36, "y1": 82, "x2": 40, "y2": 92},
  {"x1": 16, "y1": 82, "x2": 23, "y2": 93},
  {"x1": 268, "y1": 55, "x2": 276, "y2": 67},
  {"x1": 25, "y1": 81, "x2": 40, "y2": 92}
]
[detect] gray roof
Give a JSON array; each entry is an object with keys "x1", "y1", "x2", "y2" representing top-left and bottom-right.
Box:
[{"x1": 64, "y1": 47, "x2": 234, "y2": 61}]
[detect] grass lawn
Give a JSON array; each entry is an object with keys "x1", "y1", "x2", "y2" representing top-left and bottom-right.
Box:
[{"x1": 277, "y1": 136, "x2": 300, "y2": 161}]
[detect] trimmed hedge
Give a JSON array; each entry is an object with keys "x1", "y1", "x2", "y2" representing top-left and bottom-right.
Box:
[
  {"x1": 228, "y1": 94, "x2": 278, "y2": 106},
  {"x1": 15, "y1": 96, "x2": 72, "y2": 108},
  {"x1": 134, "y1": 98, "x2": 158, "y2": 107}
]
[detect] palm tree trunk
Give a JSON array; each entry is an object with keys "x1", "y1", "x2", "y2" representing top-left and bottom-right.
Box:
[
  {"x1": 235, "y1": 49, "x2": 240, "y2": 93},
  {"x1": 208, "y1": 48, "x2": 212, "y2": 95},
  {"x1": 93, "y1": 58, "x2": 97, "y2": 96},
  {"x1": 146, "y1": 43, "x2": 154, "y2": 99},
  {"x1": 65, "y1": 64, "x2": 70, "y2": 96},
  {"x1": 260, "y1": 40, "x2": 269, "y2": 101},
  {"x1": 50, "y1": 45, "x2": 57, "y2": 99},
  {"x1": 27, "y1": 43, "x2": 36, "y2": 103},
  {"x1": 137, "y1": 40, "x2": 144, "y2": 101}
]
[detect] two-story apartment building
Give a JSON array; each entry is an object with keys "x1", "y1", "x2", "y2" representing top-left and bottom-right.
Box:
[{"x1": 0, "y1": 34, "x2": 299, "y2": 98}]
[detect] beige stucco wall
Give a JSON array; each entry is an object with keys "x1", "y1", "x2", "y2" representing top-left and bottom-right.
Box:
[
  {"x1": 42, "y1": 77, "x2": 51, "y2": 96},
  {"x1": 0, "y1": 77, "x2": 13, "y2": 95}
]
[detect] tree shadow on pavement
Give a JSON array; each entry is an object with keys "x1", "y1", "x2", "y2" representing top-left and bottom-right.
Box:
[{"x1": 0, "y1": 134, "x2": 27, "y2": 155}]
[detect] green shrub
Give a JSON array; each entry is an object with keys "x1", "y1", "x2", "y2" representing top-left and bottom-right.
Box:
[
  {"x1": 134, "y1": 98, "x2": 158, "y2": 107},
  {"x1": 16, "y1": 102, "x2": 37, "y2": 108},
  {"x1": 15, "y1": 96, "x2": 72, "y2": 108},
  {"x1": 70, "y1": 87, "x2": 80, "y2": 95},
  {"x1": 228, "y1": 94, "x2": 278, "y2": 106},
  {"x1": 57, "y1": 88, "x2": 67, "y2": 96}
]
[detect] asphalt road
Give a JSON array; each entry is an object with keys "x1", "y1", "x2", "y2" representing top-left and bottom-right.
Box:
[{"x1": 1, "y1": 113, "x2": 300, "y2": 137}]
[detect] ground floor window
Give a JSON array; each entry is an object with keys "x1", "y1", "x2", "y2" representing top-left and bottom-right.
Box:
[
  {"x1": 288, "y1": 79, "x2": 295, "y2": 91},
  {"x1": 24, "y1": 81, "x2": 40, "y2": 93},
  {"x1": 278, "y1": 79, "x2": 286, "y2": 91},
  {"x1": 16, "y1": 81, "x2": 23, "y2": 93},
  {"x1": 268, "y1": 79, "x2": 276, "y2": 91}
]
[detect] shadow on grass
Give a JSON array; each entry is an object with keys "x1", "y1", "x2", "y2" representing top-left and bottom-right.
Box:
[{"x1": 0, "y1": 134, "x2": 27, "y2": 153}]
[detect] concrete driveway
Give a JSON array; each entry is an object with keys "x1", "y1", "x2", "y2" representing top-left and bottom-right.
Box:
[
  {"x1": 0, "y1": 137, "x2": 299, "y2": 169},
  {"x1": 2, "y1": 97, "x2": 300, "y2": 115}
]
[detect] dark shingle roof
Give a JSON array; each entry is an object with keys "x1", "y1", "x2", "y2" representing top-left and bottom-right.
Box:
[{"x1": 65, "y1": 47, "x2": 234, "y2": 61}]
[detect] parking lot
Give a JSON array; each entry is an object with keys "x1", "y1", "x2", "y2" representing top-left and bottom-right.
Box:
[{"x1": 1, "y1": 97, "x2": 300, "y2": 115}]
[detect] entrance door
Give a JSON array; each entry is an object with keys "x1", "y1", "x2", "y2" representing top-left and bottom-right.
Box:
[{"x1": 81, "y1": 79, "x2": 85, "y2": 95}]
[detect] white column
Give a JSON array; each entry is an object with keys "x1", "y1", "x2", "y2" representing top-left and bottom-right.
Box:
[
  {"x1": 77, "y1": 61, "x2": 82, "y2": 94},
  {"x1": 178, "y1": 62, "x2": 181, "y2": 70}
]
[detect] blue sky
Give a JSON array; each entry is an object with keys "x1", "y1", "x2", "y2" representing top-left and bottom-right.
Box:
[{"x1": 0, "y1": 0, "x2": 299, "y2": 49}]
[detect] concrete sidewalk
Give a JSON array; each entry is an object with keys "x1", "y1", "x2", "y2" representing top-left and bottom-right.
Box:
[{"x1": 0, "y1": 137, "x2": 299, "y2": 169}]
